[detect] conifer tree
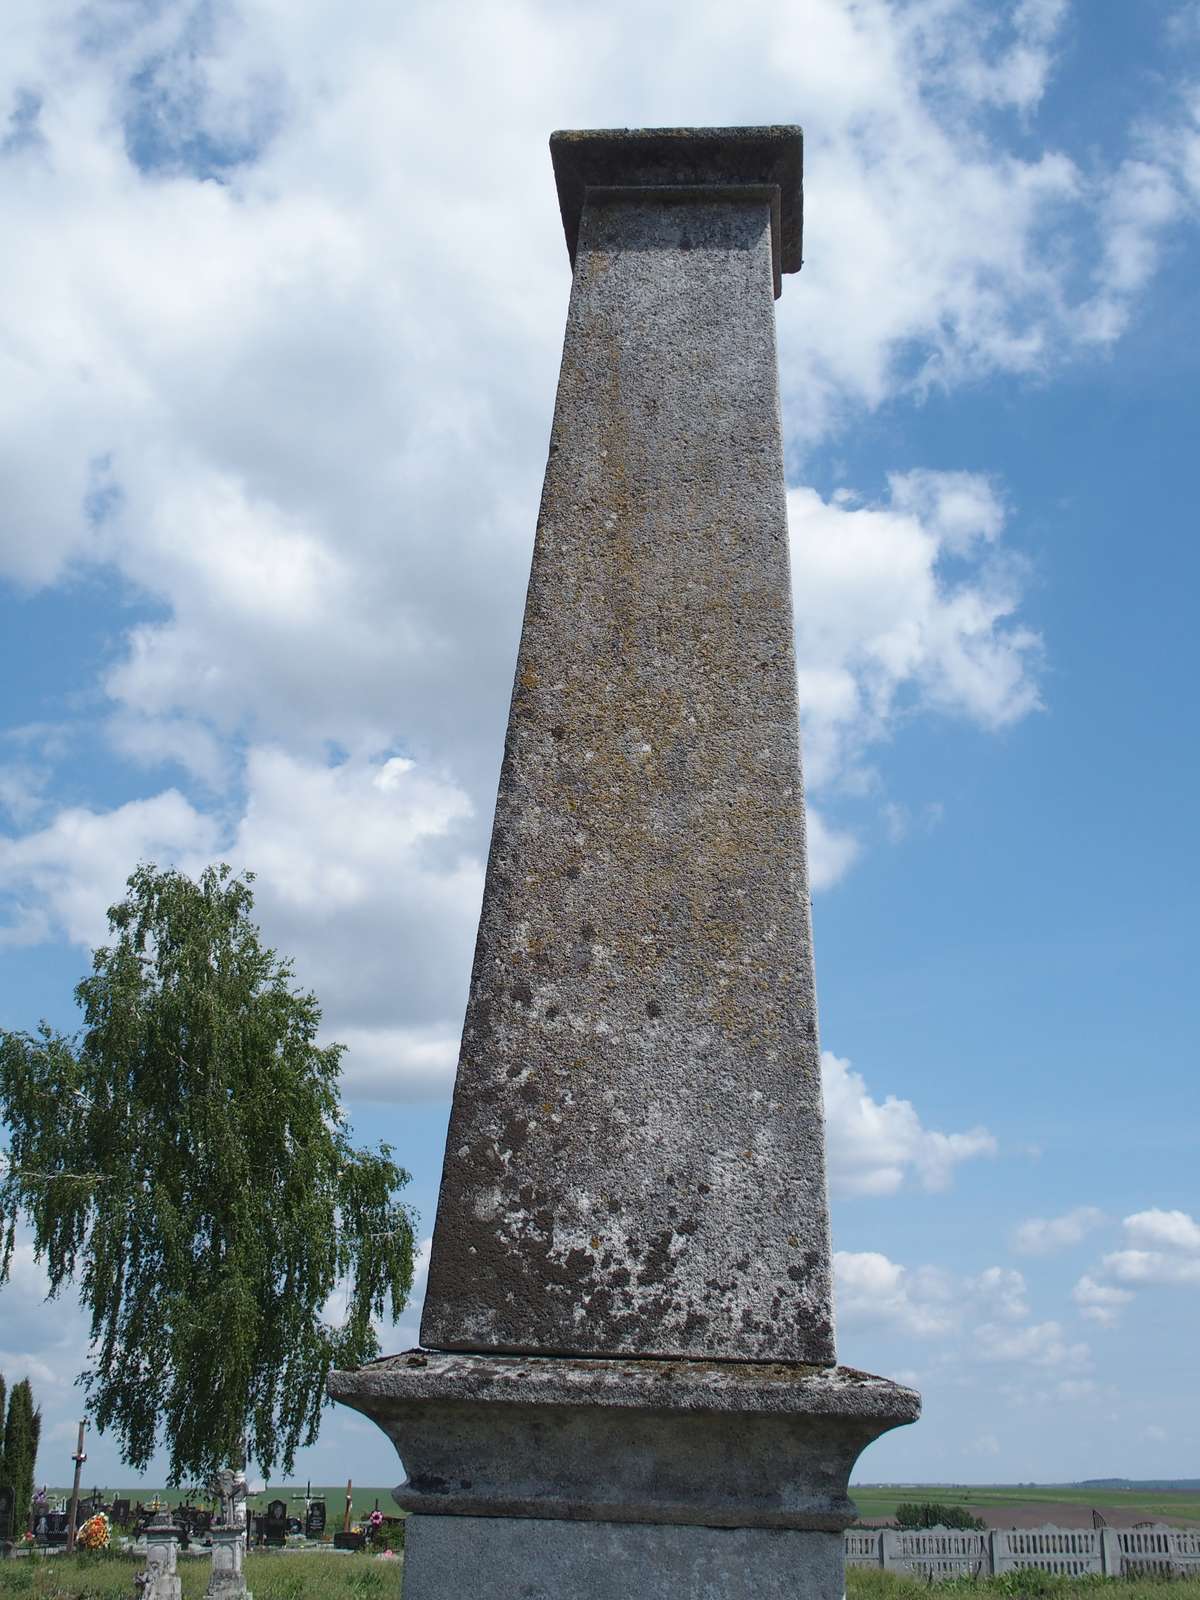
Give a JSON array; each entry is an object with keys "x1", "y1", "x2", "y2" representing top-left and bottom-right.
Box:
[
  {"x1": 0, "y1": 863, "x2": 415, "y2": 1485},
  {"x1": 2, "y1": 1381, "x2": 37, "y2": 1527}
]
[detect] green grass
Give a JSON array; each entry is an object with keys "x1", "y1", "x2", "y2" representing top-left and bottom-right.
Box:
[
  {"x1": 849, "y1": 1569, "x2": 1200, "y2": 1600},
  {"x1": 3, "y1": 1553, "x2": 1197, "y2": 1600},
  {"x1": 850, "y1": 1485, "x2": 1200, "y2": 1526},
  {"x1": 0, "y1": 1551, "x2": 401, "y2": 1599}
]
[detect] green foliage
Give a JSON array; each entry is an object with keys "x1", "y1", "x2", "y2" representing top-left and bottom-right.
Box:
[
  {"x1": 895, "y1": 1500, "x2": 987, "y2": 1531},
  {"x1": 0, "y1": 1551, "x2": 406, "y2": 1599},
  {"x1": 847, "y1": 1571, "x2": 1193, "y2": 1600},
  {"x1": 0, "y1": 863, "x2": 416, "y2": 1485},
  {"x1": 1, "y1": 1379, "x2": 39, "y2": 1526}
]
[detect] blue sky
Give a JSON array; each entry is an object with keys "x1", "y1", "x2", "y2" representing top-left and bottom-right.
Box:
[{"x1": 1, "y1": 0, "x2": 1198, "y2": 1493}]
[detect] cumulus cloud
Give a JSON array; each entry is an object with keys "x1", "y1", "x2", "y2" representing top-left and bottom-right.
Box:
[
  {"x1": 1122, "y1": 1208, "x2": 1200, "y2": 1252},
  {"x1": 0, "y1": 790, "x2": 219, "y2": 948},
  {"x1": 834, "y1": 1252, "x2": 1031, "y2": 1341},
  {"x1": 1068, "y1": 1209, "x2": 1200, "y2": 1321},
  {"x1": 1012, "y1": 1205, "x2": 1106, "y2": 1255},
  {"x1": 0, "y1": 748, "x2": 484, "y2": 1094},
  {"x1": 789, "y1": 476, "x2": 1041, "y2": 798},
  {"x1": 1101, "y1": 1250, "x2": 1200, "y2": 1288},
  {"x1": 834, "y1": 1250, "x2": 960, "y2": 1338},
  {"x1": 972, "y1": 1319, "x2": 1090, "y2": 1369},
  {"x1": 1072, "y1": 1274, "x2": 1133, "y2": 1327},
  {"x1": 822, "y1": 1050, "x2": 996, "y2": 1196},
  {"x1": 2, "y1": 0, "x2": 1174, "y2": 904}
]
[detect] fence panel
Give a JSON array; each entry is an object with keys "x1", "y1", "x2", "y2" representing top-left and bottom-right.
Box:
[
  {"x1": 879, "y1": 1528, "x2": 990, "y2": 1580},
  {"x1": 1118, "y1": 1526, "x2": 1200, "y2": 1578}
]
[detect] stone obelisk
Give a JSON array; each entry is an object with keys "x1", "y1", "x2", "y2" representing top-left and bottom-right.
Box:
[{"x1": 330, "y1": 126, "x2": 918, "y2": 1600}]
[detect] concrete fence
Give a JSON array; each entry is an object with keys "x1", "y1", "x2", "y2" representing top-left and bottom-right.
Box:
[{"x1": 845, "y1": 1524, "x2": 1200, "y2": 1580}]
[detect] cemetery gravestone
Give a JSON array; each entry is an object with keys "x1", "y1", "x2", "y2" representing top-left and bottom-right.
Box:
[
  {"x1": 330, "y1": 125, "x2": 920, "y2": 1600},
  {"x1": 0, "y1": 1485, "x2": 13, "y2": 1549},
  {"x1": 305, "y1": 1499, "x2": 326, "y2": 1539},
  {"x1": 263, "y1": 1500, "x2": 287, "y2": 1547},
  {"x1": 113, "y1": 1498, "x2": 132, "y2": 1528},
  {"x1": 138, "y1": 1509, "x2": 183, "y2": 1600}
]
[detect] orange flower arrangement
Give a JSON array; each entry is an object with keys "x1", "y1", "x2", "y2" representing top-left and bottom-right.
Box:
[{"x1": 79, "y1": 1512, "x2": 110, "y2": 1550}]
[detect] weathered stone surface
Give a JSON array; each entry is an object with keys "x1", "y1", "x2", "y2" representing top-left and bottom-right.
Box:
[
  {"x1": 401, "y1": 1515, "x2": 845, "y2": 1600},
  {"x1": 550, "y1": 125, "x2": 803, "y2": 291},
  {"x1": 329, "y1": 1351, "x2": 919, "y2": 1530},
  {"x1": 421, "y1": 125, "x2": 836, "y2": 1365}
]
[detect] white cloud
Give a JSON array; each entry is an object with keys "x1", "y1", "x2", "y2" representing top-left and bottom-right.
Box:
[
  {"x1": 822, "y1": 1050, "x2": 996, "y2": 1196},
  {"x1": 968, "y1": 1266, "x2": 1030, "y2": 1321},
  {"x1": 834, "y1": 1250, "x2": 959, "y2": 1338},
  {"x1": 0, "y1": 748, "x2": 484, "y2": 1083},
  {"x1": 336, "y1": 1027, "x2": 460, "y2": 1104},
  {"x1": 1122, "y1": 1208, "x2": 1200, "y2": 1252},
  {"x1": 2, "y1": 0, "x2": 1181, "y2": 938},
  {"x1": 1012, "y1": 1205, "x2": 1106, "y2": 1255},
  {"x1": 789, "y1": 476, "x2": 1041, "y2": 797},
  {"x1": 973, "y1": 1319, "x2": 1090, "y2": 1369},
  {"x1": 834, "y1": 1251, "x2": 1027, "y2": 1341},
  {"x1": 1072, "y1": 1274, "x2": 1133, "y2": 1327},
  {"x1": 0, "y1": 789, "x2": 219, "y2": 948},
  {"x1": 1101, "y1": 1250, "x2": 1200, "y2": 1288}
]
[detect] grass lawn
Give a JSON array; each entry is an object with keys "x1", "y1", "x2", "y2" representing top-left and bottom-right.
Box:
[
  {"x1": 849, "y1": 1571, "x2": 1200, "y2": 1600},
  {"x1": 0, "y1": 1551, "x2": 401, "y2": 1598},
  {"x1": 4, "y1": 1550, "x2": 1199, "y2": 1599}
]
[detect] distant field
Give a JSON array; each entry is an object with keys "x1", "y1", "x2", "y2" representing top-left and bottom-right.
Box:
[{"x1": 851, "y1": 1483, "x2": 1200, "y2": 1528}]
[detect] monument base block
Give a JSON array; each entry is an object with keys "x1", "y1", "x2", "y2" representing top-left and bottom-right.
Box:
[
  {"x1": 403, "y1": 1514, "x2": 844, "y2": 1600},
  {"x1": 330, "y1": 1350, "x2": 918, "y2": 1597}
]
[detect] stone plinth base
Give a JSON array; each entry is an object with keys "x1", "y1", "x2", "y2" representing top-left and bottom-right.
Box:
[
  {"x1": 404, "y1": 1514, "x2": 844, "y2": 1600},
  {"x1": 329, "y1": 1350, "x2": 918, "y2": 1597}
]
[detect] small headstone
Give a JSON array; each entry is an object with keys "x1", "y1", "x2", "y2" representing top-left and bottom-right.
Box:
[
  {"x1": 263, "y1": 1499, "x2": 287, "y2": 1547},
  {"x1": 0, "y1": 1485, "x2": 14, "y2": 1542},
  {"x1": 333, "y1": 1530, "x2": 363, "y2": 1551},
  {"x1": 113, "y1": 1498, "x2": 132, "y2": 1527},
  {"x1": 304, "y1": 1500, "x2": 326, "y2": 1539}
]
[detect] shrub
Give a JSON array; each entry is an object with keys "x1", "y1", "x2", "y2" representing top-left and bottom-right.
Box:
[{"x1": 895, "y1": 1501, "x2": 987, "y2": 1531}]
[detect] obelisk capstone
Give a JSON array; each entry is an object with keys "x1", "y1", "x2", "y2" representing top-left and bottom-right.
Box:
[{"x1": 330, "y1": 126, "x2": 919, "y2": 1600}]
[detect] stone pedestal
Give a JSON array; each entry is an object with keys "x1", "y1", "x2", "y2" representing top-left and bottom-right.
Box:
[
  {"x1": 136, "y1": 1513, "x2": 183, "y2": 1600},
  {"x1": 335, "y1": 1351, "x2": 917, "y2": 1597},
  {"x1": 204, "y1": 1525, "x2": 251, "y2": 1600},
  {"x1": 330, "y1": 124, "x2": 920, "y2": 1599}
]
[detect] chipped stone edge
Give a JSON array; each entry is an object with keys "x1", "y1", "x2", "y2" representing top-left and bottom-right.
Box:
[{"x1": 328, "y1": 1349, "x2": 920, "y2": 1422}]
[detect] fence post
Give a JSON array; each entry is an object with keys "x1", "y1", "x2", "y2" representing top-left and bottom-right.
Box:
[
  {"x1": 878, "y1": 1529, "x2": 886, "y2": 1568},
  {"x1": 1101, "y1": 1530, "x2": 1121, "y2": 1577},
  {"x1": 986, "y1": 1531, "x2": 997, "y2": 1578}
]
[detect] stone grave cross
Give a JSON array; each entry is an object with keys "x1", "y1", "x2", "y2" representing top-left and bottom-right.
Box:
[{"x1": 331, "y1": 125, "x2": 919, "y2": 1600}]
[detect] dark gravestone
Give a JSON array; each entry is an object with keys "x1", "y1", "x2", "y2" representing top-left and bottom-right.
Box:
[
  {"x1": 305, "y1": 1500, "x2": 326, "y2": 1539},
  {"x1": 44, "y1": 1509, "x2": 69, "y2": 1547},
  {"x1": 333, "y1": 1530, "x2": 363, "y2": 1551},
  {"x1": 0, "y1": 1485, "x2": 14, "y2": 1542},
  {"x1": 112, "y1": 1498, "x2": 132, "y2": 1527},
  {"x1": 264, "y1": 1499, "x2": 288, "y2": 1547}
]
